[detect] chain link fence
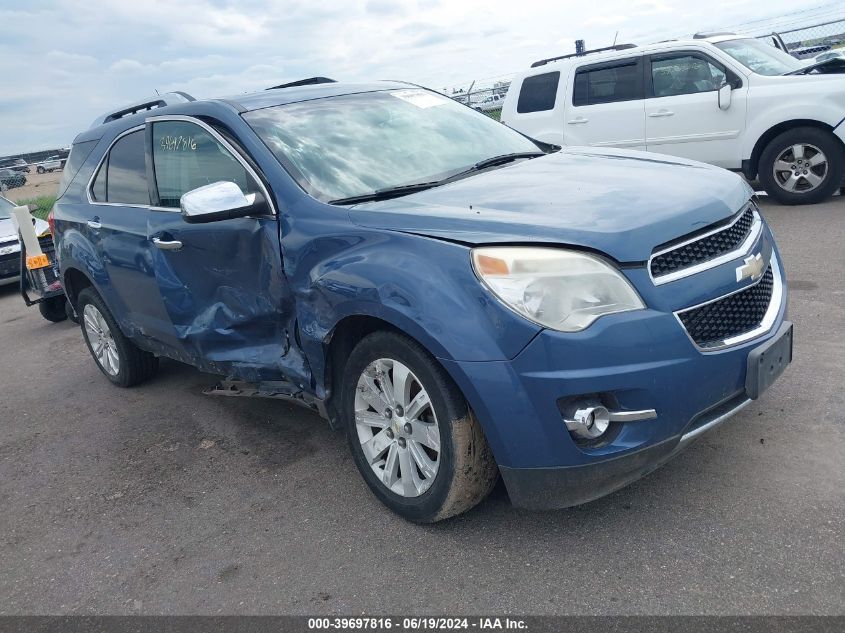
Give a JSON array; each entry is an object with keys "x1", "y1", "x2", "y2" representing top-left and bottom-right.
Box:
[
  {"x1": 751, "y1": 18, "x2": 845, "y2": 59},
  {"x1": 446, "y1": 79, "x2": 513, "y2": 122}
]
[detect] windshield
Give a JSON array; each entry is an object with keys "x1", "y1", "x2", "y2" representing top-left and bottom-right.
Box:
[
  {"x1": 715, "y1": 38, "x2": 805, "y2": 76},
  {"x1": 244, "y1": 89, "x2": 540, "y2": 202},
  {"x1": 0, "y1": 196, "x2": 13, "y2": 219}
]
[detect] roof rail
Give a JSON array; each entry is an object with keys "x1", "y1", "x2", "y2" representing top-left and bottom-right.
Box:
[
  {"x1": 266, "y1": 77, "x2": 336, "y2": 90},
  {"x1": 90, "y1": 92, "x2": 196, "y2": 128},
  {"x1": 692, "y1": 31, "x2": 736, "y2": 39},
  {"x1": 531, "y1": 44, "x2": 637, "y2": 68}
]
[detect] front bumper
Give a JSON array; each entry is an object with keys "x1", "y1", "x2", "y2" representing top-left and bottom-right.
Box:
[{"x1": 439, "y1": 243, "x2": 789, "y2": 510}]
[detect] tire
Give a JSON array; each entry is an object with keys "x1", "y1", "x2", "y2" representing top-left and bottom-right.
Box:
[
  {"x1": 77, "y1": 287, "x2": 158, "y2": 387},
  {"x1": 342, "y1": 331, "x2": 498, "y2": 522},
  {"x1": 38, "y1": 296, "x2": 68, "y2": 322},
  {"x1": 36, "y1": 166, "x2": 44, "y2": 174},
  {"x1": 758, "y1": 127, "x2": 845, "y2": 205}
]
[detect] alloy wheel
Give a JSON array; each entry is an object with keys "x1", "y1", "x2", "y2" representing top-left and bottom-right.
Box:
[
  {"x1": 83, "y1": 304, "x2": 120, "y2": 376},
  {"x1": 772, "y1": 143, "x2": 828, "y2": 193},
  {"x1": 354, "y1": 358, "x2": 441, "y2": 497}
]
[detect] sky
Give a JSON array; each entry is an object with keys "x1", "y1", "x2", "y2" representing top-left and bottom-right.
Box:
[{"x1": 0, "y1": 0, "x2": 839, "y2": 155}]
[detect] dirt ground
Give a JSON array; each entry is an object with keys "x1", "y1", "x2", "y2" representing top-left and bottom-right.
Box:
[{"x1": 4, "y1": 169, "x2": 62, "y2": 203}]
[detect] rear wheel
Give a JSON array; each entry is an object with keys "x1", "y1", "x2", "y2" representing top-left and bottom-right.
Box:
[
  {"x1": 36, "y1": 166, "x2": 45, "y2": 174},
  {"x1": 77, "y1": 288, "x2": 158, "y2": 387},
  {"x1": 758, "y1": 127, "x2": 844, "y2": 205},
  {"x1": 342, "y1": 331, "x2": 498, "y2": 523}
]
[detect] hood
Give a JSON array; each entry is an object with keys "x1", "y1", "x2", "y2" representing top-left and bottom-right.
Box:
[
  {"x1": 0, "y1": 216, "x2": 50, "y2": 242},
  {"x1": 349, "y1": 148, "x2": 752, "y2": 262}
]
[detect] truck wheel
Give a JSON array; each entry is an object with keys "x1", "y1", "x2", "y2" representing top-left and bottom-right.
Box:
[
  {"x1": 342, "y1": 331, "x2": 498, "y2": 522},
  {"x1": 38, "y1": 296, "x2": 68, "y2": 322},
  {"x1": 758, "y1": 127, "x2": 844, "y2": 205},
  {"x1": 36, "y1": 166, "x2": 45, "y2": 174},
  {"x1": 77, "y1": 288, "x2": 158, "y2": 387}
]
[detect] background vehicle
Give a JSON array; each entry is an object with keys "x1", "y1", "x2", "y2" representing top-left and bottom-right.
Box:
[
  {"x1": 52, "y1": 84, "x2": 789, "y2": 522},
  {"x1": 35, "y1": 155, "x2": 64, "y2": 174},
  {"x1": 0, "y1": 168, "x2": 27, "y2": 189},
  {"x1": 475, "y1": 93, "x2": 505, "y2": 112},
  {"x1": 501, "y1": 34, "x2": 845, "y2": 205},
  {"x1": 0, "y1": 158, "x2": 31, "y2": 173},
  {"x1": 0, "y1": 196, "x2": 51, "y2": 287}
]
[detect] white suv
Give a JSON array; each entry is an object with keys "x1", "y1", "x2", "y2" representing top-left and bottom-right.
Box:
[{"x1": 501, "y1": 35, "x2": 845, "y2": 205}]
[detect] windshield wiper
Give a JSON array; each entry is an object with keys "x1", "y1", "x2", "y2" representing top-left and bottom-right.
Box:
[
  {"x1": 330, "y1": 181, "x2": 442, "y2": 205},
  {"x1": 329, "y1": 152, "x2": 547, "y2": 205},
  {"x1": 473, "y1": 151, "x2": 546, "y2": 170}
]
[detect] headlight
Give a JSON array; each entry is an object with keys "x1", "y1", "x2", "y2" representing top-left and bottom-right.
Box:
[{"x1": 471, "y1": 247, "x2": 645, "y2": 332}]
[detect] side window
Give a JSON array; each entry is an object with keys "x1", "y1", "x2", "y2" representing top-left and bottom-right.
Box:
[
  {"x1": 151, "y1": 120, "x2": 258, "y2": 208},
  {"x1": 91, "y1": 160, "x2": 107, "y2": 202},
  {"x1": 105, "y1": 130, "x2": 150, "y2": 205},
  {"x1": 650, "y1": 54, "x2": 727, "y2": 98},
  {"x1": 517, "y1": 72, "x2": 560, "y2": 113},
  {"x1": 572, "y1": 61, "x2": 642, "y2": 106}
]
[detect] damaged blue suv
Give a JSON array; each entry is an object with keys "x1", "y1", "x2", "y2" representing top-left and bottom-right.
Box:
[{"x1": 53, "y1": 82, "x2": 792, "y2": 522}]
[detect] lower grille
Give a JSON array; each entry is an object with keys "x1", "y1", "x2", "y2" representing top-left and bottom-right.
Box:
[{"x1": 677, "y1": 266, "x2": 775, "y2": 349}]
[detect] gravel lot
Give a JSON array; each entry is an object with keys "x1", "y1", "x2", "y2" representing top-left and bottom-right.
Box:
[{"x1": 0, "y1": 196, "x2": 842, "y2": 616}]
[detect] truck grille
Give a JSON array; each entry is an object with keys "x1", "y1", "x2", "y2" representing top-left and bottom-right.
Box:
[
  {"x1": 650, "y1": 205, "x2": 756, "y2": 279},
  {"x1": 677, "y1": 266, "x2": 774, "y2": 349}
]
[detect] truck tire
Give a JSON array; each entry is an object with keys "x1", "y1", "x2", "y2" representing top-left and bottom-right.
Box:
[
  {"x1": 77, "y1": 287, "x2": 158, "y2": 387},
  {"x1": 758, "y1": 127, "x2": 844, "y2": 205},
  {"x1": 38, "y1": 296, "x2": 68, "y2": 322},
  {"x1": 342, "y1": 331, "x2": 498, "y2": 522}
]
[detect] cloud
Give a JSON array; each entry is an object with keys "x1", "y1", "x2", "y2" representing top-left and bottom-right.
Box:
[{"x1": 0, "y1": 0, "x2": 820, "y2": 154}]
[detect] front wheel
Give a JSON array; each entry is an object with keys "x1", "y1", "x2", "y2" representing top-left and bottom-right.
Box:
[
  {"x1": 758, "y1": 127, "x2": 844, "y2": 205},
  {"x1": 342, "y1": 331, "x2": 498, "y2": 523}
]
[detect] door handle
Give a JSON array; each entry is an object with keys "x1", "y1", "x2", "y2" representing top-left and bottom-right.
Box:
[
  {"x1": 567, "y1": 117, "x2": 589, "y2": 124},
  {"x1": 87, "y1": 219, "x2": 102, "y2": 230},
  {"x1": 152, "y1": 237, "x2": 183, "y2": 251},
  {"x1": 648, "y1": 109, "x2": 674, "y2": 118}
]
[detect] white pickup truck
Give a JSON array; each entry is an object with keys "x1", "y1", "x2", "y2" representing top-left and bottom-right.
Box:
[
  {"x1": 501, "y1": 34, "x2": 845, "y2": 204},
  {"x1": 35, "y1": 155, "x2": 64, "y2": 174}
]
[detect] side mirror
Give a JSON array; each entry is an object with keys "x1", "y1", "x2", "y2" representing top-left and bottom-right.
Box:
[
  {"x1": 717, "y1": 82, "x2": 732, "y2": 110},
  {"x1": 179, "y1": 181, "x2": 268, "y2": 224}
]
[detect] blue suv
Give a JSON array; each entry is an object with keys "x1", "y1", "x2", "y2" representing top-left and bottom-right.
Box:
[{"x1": 52, "y1": 82, "x2": 792, "y2": 522}]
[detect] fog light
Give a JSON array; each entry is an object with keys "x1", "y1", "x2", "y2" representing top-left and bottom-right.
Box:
[
  {"x1": 566, "y1": 404, "x2": 611, "y2": 439},
  {"x1": 563, "y1": 399, "x2": 657, "y2": 442}
]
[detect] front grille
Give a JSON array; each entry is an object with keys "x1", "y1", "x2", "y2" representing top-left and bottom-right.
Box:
[
  {"x1": 651, "y1": 205, "x2": 755, "y2": 278},
  {"x1": 677, "y1": 266, "x2": 774, "y2": 348},
  {"x1": 0, "y1": 254, "x2": 19, "y2": 278}
]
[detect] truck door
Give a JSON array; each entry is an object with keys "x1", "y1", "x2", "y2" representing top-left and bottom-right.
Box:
[
  {"x1": 144, "y1": 116, "x2": 309, "y2": 385},
  {"x1": 644, "y1": 51, "x2": 747, "y2": 168},
  {"x1": 564, "y1": 56, "x2": 646, "y2": 150}
]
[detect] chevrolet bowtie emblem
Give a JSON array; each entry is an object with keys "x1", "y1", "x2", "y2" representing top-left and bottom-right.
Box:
[{"x1": 736, "y1": 253, "x2": 765, "y2": 283}]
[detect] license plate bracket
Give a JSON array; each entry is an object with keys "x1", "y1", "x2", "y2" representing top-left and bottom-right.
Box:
[{"x1": 746, "y1": 322, "x2": 793, "y2": 400}]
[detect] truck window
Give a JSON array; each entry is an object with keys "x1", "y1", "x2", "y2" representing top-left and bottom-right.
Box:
[
  {"x1": 516, "y1": 72, "x2": 560, "y2": 113},
  {"x1": 573, "y1": 61, "x2": 642, "y2": 106},
  {"x1": 650, "y1": 54, "x2": 727, "y2": 97},
  {"x1": 104, "y1": 131, "x2": 150, "y2": 206},
  {"x1": 151, "y1": 120, "x2": 258, "y2": 208}
]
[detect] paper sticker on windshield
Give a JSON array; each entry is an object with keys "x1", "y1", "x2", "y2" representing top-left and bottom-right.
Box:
[{"x1": 390, "y1": 89, "x2": 449, "y2": 109}]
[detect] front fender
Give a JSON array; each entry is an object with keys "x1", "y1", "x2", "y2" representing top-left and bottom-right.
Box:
[
  {"x1": 290, "y1": 229, "x2": 541, "y2": 393},
  {"x1": 742, "y1": 98, "x2": 845, "y2": 161}
]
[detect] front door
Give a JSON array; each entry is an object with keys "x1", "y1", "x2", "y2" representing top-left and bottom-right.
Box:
[
  {"x1": 144, "y1": 116, "x2": 308, "y2": 384},
  {"x1": 644, "y1": 52, "x2": 747, "y2": 168}
]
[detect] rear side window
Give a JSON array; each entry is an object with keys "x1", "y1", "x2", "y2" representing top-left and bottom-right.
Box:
[
  {"x1": 573, "y1": 60, "x2": 643, "y2": 106},
  {"x1": 517, "y1": 72, "x2": 560, "y2": 113},
  {"x1": 151, "y1": 120, "x2": 259, "y2": 208},
  {"x1": 91, "y1": 130, "x2": 149, "y2": 205},
  {"x1": 57, "y1": 140, "x2": 97, "y2": 199}
]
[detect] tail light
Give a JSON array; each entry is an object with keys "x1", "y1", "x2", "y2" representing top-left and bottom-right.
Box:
[{"x1": 47, "y1": 207, "x2": 56, "y2": 237}]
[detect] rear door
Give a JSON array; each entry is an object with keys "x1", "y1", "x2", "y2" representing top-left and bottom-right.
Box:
[
  {"x1": 564, "y1": 56, "x2": 646, "y2": 150},
  {"x1": 144, "y1": 115, "x2": 305, "y2": 383},
  {"x1": 86, "y1": 128, "x2": 173, "y2": 341},
  {"x1": 644, "y1": 51, "x2": 747, "y2": 167}
]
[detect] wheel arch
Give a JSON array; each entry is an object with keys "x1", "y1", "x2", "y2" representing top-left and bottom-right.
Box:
[
  {"x1": 63, "y1": 266, "x2": 94, "y2": 309},
  {"x1": 745, "y1": 119, "x2": 844, "y2": 180}
]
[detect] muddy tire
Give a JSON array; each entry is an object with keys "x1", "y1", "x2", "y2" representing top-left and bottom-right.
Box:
[
  {"x1": 77, "y1": 288, "x2": 158, "y2": 387},
  {"x1": 342, "y1": 330, "x2": 498, "y2": 522}
]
